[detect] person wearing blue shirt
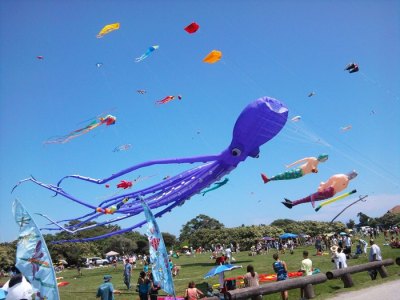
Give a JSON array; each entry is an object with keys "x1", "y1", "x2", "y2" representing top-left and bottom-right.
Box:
[
  {"x1": 124, "y1": 259, "x2": 132, "y2": 289},
  {"x1": 96, "y1": 275, "x2": 120, "y2": 300},
  {"x1": 272, "y1": 253, "x2": 288, "y2": 300},
  {"x1": 137, "y1": 271, "x2": 150, "y2": 300}
]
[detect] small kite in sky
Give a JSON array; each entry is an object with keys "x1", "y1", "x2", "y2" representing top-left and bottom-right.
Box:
[
  {"x1": 184, "y1": 22, "x2": 200, "y2": 34},
  {"x1": 291, "y1": 116, "x2": 301, "y2": 122},
  {"x1": 201, "y1": 178, "x2": 229, "y2": 196},
  {"x1": 96, "y1": 63, "x2": 103, "y2": 68},
  {"x1": 137, "y1": 89, "x2": 146, "y2": 94},
  {"x1": 97, "y1": 23, "x2": 120, "y2": 38},
  {"x1": 45, "y1": 114, "x2": 116, "y2": 144},
  {"x1": 135, "y1": 45, "x2": 159, "y2": 62},
  {"x1": 308, "y1": 92, "x2": 316, "y2": 97},
  {"x1": 117, "y1": 180, "x2": 133, "y2": 189},
  {"x1": 203, "y1": 50, "x2": 222, "y2": 64},
  {"x1": 113, "y1": 144, "x2": 132, "y2": 152},
  {"x1": 344, "y1": 63, "x2": 359, "y2": 73},
  {"x1": 37, "y1": 56, "x2": 44, "y2": 60},
  {"x1": 341, "y1": 125, "x2": 352, "y2": 132},
  {"x1": 156, "y1": 95, "x2": 182, "y2": 105}
]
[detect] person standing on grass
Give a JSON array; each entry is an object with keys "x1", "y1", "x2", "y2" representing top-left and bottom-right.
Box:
[
  {"x1": 96, "y1": 275, "x2": 121, "y2": 300},
  {"x1": 123, "y1": 258, "x2": 132, "y2": 289},
  {"x1": 272, "y1": 253, "x2": 288, "y2": 300},
  {"x1": 299, "y1": 250, "x2": 313, "y2": 300},
  {"x1": 137, "y1": 271, "x2": 150, "y2": 300},
  {"x1": 368, "y1": 239, "x2": 382, "y2": 280}
]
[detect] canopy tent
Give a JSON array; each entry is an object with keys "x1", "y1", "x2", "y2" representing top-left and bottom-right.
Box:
[
  {"x1": 279, "y1": 233, "x2": 298, "y2": 239},
  {"x1": 105, "y1": 251, "x2": 119, "y2": 256},
  {"x1": 262, "y1": 236, "x2": 275, "y2": 241}
]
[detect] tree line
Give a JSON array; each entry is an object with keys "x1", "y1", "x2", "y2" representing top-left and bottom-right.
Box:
[{"x1": 1, "y1": 209, "x2": 398, "y2": 270}]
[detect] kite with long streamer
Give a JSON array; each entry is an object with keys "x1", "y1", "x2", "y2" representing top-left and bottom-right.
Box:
[
  {"x1": 45, "y1": 114, "x2": 116, "y2": 144},
  {"x1": 13, "y1": 96, "x2": 288, "y2": 242},
  {"x1": 135, "y1": 45, "x2": 159, "y2": 62},
  {"x1": 13, "y1": 199, "x2": 60, "y2": 299}
]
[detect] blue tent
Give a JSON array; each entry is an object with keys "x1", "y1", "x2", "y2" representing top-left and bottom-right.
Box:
[{"x1": 279, "y1": 233, "x2": 298, "y2": 239}]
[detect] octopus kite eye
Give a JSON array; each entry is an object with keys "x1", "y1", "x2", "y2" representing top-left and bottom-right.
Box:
[{"x1": 231, "y1": 148, "x2": 241, "y2": 156}]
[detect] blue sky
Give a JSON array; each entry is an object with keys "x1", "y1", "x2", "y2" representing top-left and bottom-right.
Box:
[{"x1": 1, "y1": 0, "x2": 399, "y2": 242}]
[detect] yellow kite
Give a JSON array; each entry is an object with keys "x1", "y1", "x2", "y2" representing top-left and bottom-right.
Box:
[
  {"x1": 203, "y1": 50, "x2": 222, "y2": 64},
  {"x1": 97, "y1": 23, "x2": 120, "y2": 38}
]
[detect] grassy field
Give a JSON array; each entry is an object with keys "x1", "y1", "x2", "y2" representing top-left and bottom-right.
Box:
[{"x1": 1, "y1": 236, "x2": 399, "y2": 300}]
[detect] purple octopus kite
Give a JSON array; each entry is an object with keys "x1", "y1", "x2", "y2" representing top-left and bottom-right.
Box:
[{"x1": 13, "y1": 96, "x2": 288, "y2": 242}]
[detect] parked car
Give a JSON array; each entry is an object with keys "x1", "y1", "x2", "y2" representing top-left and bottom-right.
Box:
[{"x1": 82, "y1": 257, "x2": 109, "y2": 267}]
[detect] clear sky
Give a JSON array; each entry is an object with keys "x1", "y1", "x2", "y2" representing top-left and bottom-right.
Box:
[{"x1": 1, "y1": 0, "x2": 399, "y2": 242}]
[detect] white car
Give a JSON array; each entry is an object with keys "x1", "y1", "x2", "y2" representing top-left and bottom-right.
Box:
[{"x1": 83, "y1": 257, "x2": 109, "y2": 267}]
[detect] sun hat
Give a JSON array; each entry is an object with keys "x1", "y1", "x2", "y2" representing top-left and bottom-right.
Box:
[
  {"x1": 104, "y1": 275, "x2": 112, "y2": 281},
  {"x1": 330, "y1": 245, "x2": 338, "y2": 253}
]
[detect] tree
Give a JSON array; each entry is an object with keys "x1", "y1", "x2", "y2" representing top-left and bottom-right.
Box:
[
  {"x1": 346, "y1": 219, "x2": 355, "y2": 229},
  {"x1": 162, "y1": 232, "x2": 177, "y2": 249},
  {"x1": 357, "y1": 212, "x2": 371, "y2": 225},
  {"x1": 270, "y1": 219, "x2": 297, "y2": 232},
  {"x1": 179, "y1": 215, "x2": 224, "y2": 242},
  {"x1": 377, "y1": 212, "x2": 400, "y2": 229}
]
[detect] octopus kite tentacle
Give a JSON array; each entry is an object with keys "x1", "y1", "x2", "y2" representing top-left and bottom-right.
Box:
[
  {"x1": 12, "y1": 96, "x2": 288, "y2": 243},
  {"x1": 56, "y1": 155, "x2": 220, "y2": 187}
]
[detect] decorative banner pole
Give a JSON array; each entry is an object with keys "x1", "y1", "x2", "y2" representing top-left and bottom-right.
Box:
[
  {"x1": 12, "y1": 199, "x2": 60, "y2": 300},
  {"x1": 330, "y1": 195, "x2": 368, "y2": 223}
]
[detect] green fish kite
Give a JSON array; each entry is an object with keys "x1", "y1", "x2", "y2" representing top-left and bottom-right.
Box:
[{"x1": 201, "y1": 178, "x2": 229, "y2": 196}]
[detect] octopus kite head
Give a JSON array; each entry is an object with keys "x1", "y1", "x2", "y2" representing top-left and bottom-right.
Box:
[{"x1": 222, "y1": 96, "x2": 288, "y2": 166}]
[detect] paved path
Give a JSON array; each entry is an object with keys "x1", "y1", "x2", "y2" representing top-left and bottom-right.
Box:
[{"x1": 327, "y1": 278, "x2": 400, "y2": 299}]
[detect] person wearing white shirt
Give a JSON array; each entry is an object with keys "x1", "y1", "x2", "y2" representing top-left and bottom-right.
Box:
[
  {"x1": 368, "y1": 239, "x2": 382, "y2": 280},
  {"x1": 358, "y1": 238, "x2": 368, "y2": 255},
  {"x1": 2, "y1": 273, "x2": 34, "y2": 300},
  {"x1": 225, "y1": 247, "x2": 232, "y2": 264},
  {"x1": 336, "y1": 247, "x2": 347, "y2": 269}
]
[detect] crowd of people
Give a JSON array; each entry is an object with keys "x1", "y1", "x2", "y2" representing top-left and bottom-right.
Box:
[{"x1": 0, "y1": 229, "x2": 391, "y2": 300}]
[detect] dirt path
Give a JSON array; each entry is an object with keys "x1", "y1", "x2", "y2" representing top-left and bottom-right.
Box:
[{"x1": 327, "y1": 278, "x2": 400, "y2": 299}]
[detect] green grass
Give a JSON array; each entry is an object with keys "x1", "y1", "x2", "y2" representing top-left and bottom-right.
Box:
[{"x1": 1, "y1": 236, "x2": 399, "y2": 300}]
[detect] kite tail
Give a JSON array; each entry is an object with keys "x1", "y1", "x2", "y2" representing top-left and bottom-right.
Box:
[
  {"x1": 315, "y1": 189, "x2": 357, "y2": 212},
  {"x1": 270, "y1": 168, "x2": 303, "y2": 181},
  {"x1": 292, "y1": 187, "x2": 335, "y2": 206},
  {"x1": 261, "y1": 173, "x2": 270, "y2": 183}
]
